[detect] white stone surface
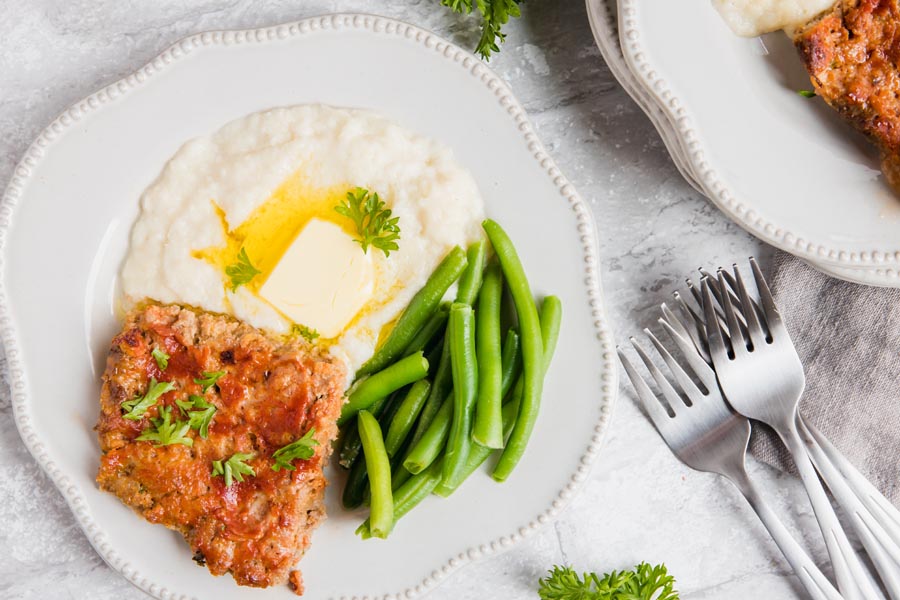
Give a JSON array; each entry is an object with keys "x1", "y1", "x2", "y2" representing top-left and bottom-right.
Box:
[{"x1": 0, "y1": 1, "x2": 816, "y2": 598}]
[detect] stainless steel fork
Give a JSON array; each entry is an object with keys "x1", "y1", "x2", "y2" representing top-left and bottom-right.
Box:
[
  {"x1": 700, "y1": 263, "x2": 884, "y2": 600},
  {"x1": 684, "y1": 261, "x2": 900, "y2": 599},
  {"x1": 619, "y1": 327, "x2": 843, "y2": 600}
]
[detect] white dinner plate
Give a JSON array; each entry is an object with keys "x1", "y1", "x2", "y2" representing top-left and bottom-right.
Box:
[
  {"x1": 617, "y1": 0, "x2": 900, "y2": 272},
  {"x1": 584, "y1": 0, "x2": 704, "y2": 196},
  {"x1": 0, "y1": 14, "x2": 616, "y2": 600}
]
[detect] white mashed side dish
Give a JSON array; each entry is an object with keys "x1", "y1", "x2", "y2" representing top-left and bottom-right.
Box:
[
  {"x1": 120, "y1": 105, "x2": 485, "y2": 374},
  {"x1": 712, "y1": 0, "x2": 836, "y2": 37}
]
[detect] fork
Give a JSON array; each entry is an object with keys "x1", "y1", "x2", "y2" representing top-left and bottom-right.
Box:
[
  {"x1": 686, "y1": 262, "x2": 900, "y2": 599},
  {"x1": 699, "y1": 263, "x2": 885, "y2": 600},
  {"x1": 619, "y1": 327, "x2": 843, "y2": 600},
  {"x1": 679, "y1": 271, "x2": 900, "y2": 554}
]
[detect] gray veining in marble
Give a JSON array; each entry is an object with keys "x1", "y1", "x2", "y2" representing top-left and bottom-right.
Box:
[{"x1": 1, "y1": 1, "x2": 813, "y2": 598}]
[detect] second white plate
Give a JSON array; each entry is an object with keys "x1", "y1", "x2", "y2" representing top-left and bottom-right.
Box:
[{"x1": 618, "y1": 0, "x2": 900, "y2": 272}]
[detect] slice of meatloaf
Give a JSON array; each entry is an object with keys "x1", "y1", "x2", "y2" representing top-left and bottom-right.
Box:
[
  {"x1": 96, "y1": 303, "x2": 346, "y2": 594},
  {"x1": 794, "y1": 0, "x2": 900, "y2": 190}
]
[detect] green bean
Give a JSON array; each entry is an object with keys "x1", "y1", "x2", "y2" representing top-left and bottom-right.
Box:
[
  {"x1": 357, "y1": 246, "x2": 467, "y2": 376},
  {"x1": 357, "y1": 410, "x2": 393, "y2": 538},
  {"x1": 483, "y1": 220, "x2": 544, "y2": 482},
  {"x1": 338, "y1": 394, "x2": 392, "y2": 469},
  {"x1": 473, "y1": 263, "x2": 503, "y2": 449},
  {"x1": 384, "y1": 379, "x2": 432, "y2": 457},
  {"x1": 455, "y1": 240, "x2": 487, "y2": 305},
  {"x1": 403, "y1": 304, "x2": 449, "y2": 358},
  {"x1": 442, "y1": 303, "x2": 477, "y2": 488},
  {"x1": 391, "y1": 461, "x2": 413, "y2": 491},
  {"x1": 338, "y1": 352, "x2": 429, "y2": 425},
  {"x1": 425, "y1": 339, "x2": 444, "y2": 377},
  {"x1": 360, "y1": 389, "x2": 410, "y2": 506},
  {"x1": 499, "y1": 329, "x2": 521, "y2": 399},
  {"x1": 434, "y1": 398, "x2": 519, "y2": 498},
  {"x1": 493, "y1": 294, "x2": 561, "y2": 481},
  {"x1": 537, "y1": 297, "x2": 562, "y2": 375},
  {"x1": 402, "y1": 393, "x2": 452, "y2": 474},
  {"x1": 342, "y1": 450, "x2": 370, "y2": 508},
  {"x1": 410, "y1": 341, "x2": 452, "y2": 446},
  {"x1": 356, "y1": 458, "x2": 444, "y2": 539},
  {"x1": 434, "y1": 300, "x2": 560, "y2": 496}
]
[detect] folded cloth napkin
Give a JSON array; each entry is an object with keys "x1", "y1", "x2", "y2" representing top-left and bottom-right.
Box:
[{"x1": 750, "y1": 251, "x2": 900, "y2": 503}]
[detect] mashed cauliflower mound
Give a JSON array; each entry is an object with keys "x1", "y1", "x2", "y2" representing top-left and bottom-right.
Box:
[{"x1": 121, "y1": 105, "x2": 485, "y2": 374}]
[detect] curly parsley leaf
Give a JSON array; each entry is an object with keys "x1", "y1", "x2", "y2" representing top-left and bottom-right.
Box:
[
  {"x1": 441, "y1": 0, "x2": 522, "y2": 60},
  {"x1": 798, "y1": 89, "x2": 817, "y2": 98},
  {"x1": 334, "y1": 187, "x2": 401, "y2": 257},
  {"x1": 194, "y1": 370, "x2": 226, "y2": 393},
  {"x1": 121, "y1": 378, "x2": 175, "y2": 421},
  {"x1": 225, "y1": 247, "x2": 261, "y2": 292},
  {"x1": 151, "y1": 347, "x2": 170, "y2": 370},
  {"x1": 175, "y1": 394, "x2": 218, "y2": 439},
  {"x1": 136, "y1": 406, "x2": 193, "y2": 447},
  {"x1": 291, "y1": 323, "x2": 320, "y2": 342},
  {"x1": 538, "y1": 563, "x2": 678, "y2": 600},
  {"x1": 271, "y1": 428, "x2": 319, "y2": 471},
  {"x1": 212, "y1": 452, "x2": 256, "y2": 487}
]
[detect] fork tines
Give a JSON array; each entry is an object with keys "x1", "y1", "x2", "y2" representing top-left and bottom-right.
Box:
[{"x1": 618, "y1": 322, "x2": 718, "y2": 439}]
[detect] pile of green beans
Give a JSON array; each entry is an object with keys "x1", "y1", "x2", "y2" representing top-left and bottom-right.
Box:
[{"x1": 337, "y1": 222, "x2": 562, "y2": 539}]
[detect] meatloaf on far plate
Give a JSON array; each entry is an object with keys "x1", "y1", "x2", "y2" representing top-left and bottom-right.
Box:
[{"x1": 795, "y1": 0, "x2": 900, "y2": 190}]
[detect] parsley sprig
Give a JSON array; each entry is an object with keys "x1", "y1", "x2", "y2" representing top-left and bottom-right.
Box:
[
  {"x1": 136, "y1": 406, "x2": 193, "y2": 447},
  {"x1": 271, "y1": 428, "x2": 319, "y2": 471},
  {"x1": 538, "y1": 563, "x2": 678, "y2": 600},
  {"x1": 151, "y1": 347, "x2": 170, "y2": 370},
  {"x1": 442, "y1": 0, "x2": 522, "y2": 60},
  {"x1": 291, "y1": 323, "x2": 320, "y2": 342},
  {"x1": 212, "y1": 452, "x2": 256, "y2": 487},
  {"x1": 194, "y1": 370, "x2": 225, "y2": 393},
  {"x1": 175, "y1": 394, "x2": 218, "y2": 439},
  {"x1": 121, "y1": 378, "x2": 175, "y2": 421},
  {"x1": 225, "y1": 247, "x2": 261, "y2": 292},
  {"x1": 334, "y1": 187, "x2": 401, "y2": 257}
]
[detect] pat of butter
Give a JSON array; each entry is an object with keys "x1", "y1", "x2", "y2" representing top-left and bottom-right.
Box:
[{"x1": 260, "y1": 218, "x2": 374, "y2": 338}]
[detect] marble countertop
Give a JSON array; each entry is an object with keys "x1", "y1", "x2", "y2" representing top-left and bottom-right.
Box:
[{"x1": 0, "y1": 2, "x2": 816, "y2": 599}]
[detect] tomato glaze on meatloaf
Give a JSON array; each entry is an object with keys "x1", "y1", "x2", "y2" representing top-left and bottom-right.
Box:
[
  {"x1": 96, "y1": 304, "x2": 346, "y2": 594},
  {"x1": 795, "y1": 0, "x2": 900, "y2": 190}
]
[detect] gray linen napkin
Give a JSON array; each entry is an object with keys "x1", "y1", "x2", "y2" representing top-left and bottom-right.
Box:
[{"x1": 750, "y1": 251, "x2": 900, "y2": 503}]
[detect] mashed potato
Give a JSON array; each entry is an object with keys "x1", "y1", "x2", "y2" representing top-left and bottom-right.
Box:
[
  {"x1": 120, "y1": 105, "x2": 485, "y2": 374},
  {"x1": 713, "y1": 0, "x2": 836, "y2": 37}
]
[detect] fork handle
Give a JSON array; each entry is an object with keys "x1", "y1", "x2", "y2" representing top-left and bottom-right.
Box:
[
  {"x1": 798, "y1": 416, "x2": 900, "y2": 598},
  {"x1": 729, "y1": 468, "x2": 844, "y2": 600},
  {"x1": 802, "y1": 416, "x2": 900, "y2": 546},
  {"x1": 780, "y1": 423, "x2": 883, "y2": 600}
]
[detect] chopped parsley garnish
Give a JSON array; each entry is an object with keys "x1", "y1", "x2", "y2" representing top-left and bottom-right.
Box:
[
  {"x1": 225, "y1": 247, "x2": 261, "y2": 292},
  {"x1": 212, "y1": 452, "x2": 256, "y2": 487},
  {"x1": 136, "y1": 406, "x2": 193, "y2": 447},
  {"x1": 175, "y1": 394, "x2": 217, "y2": 439},
  {"x1": 121, "y1": 378, "x2": 175, "y2": 421},
  {"x1": 194, "y1": 370, "x2": 225, "y2": 393},
  {"x1": 151, "y1": 347, "x2": 170, "y2": 370},
  {"x1": 798, "y1": 89, "x2": 817, "y2": 98},
  {"x1": 291, "y1": 323, "x2": 320, "y2": 342},
  {"x1": 334, "y1": 187, "x2": 401, "y2": 257},
  {"x1": 538, "y1": 563, "x2": 678, "y2": 600},
  {"x1": 271, "y1": 428, "x2": 319, "y2": 471}
]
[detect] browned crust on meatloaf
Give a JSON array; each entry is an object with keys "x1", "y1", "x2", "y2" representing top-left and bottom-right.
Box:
[
  {"x1": 95, "y1": 303, "x2": 346, "y2": 593},
  {"x1": 795, "y1": 0, "x2": 900, "y2": 188}
]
